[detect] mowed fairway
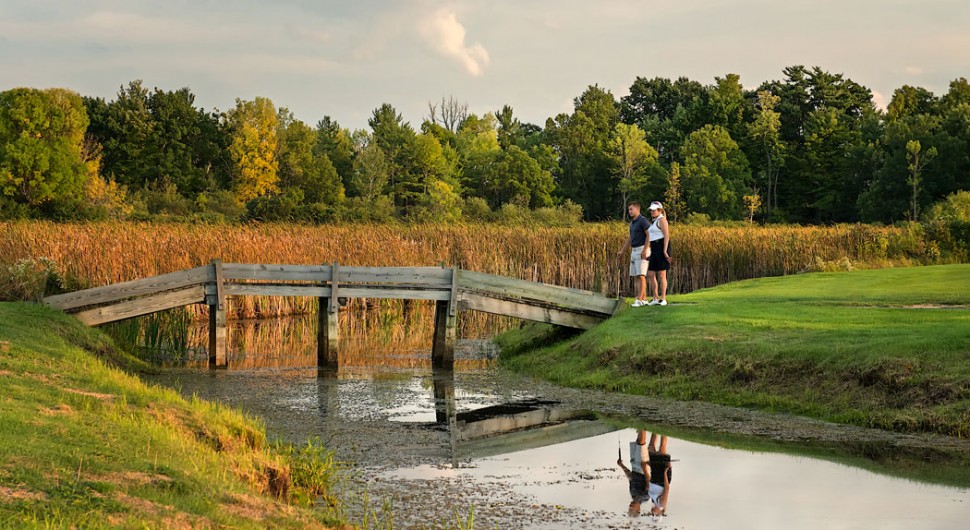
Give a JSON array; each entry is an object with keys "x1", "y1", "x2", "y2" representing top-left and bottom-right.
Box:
[{"x1": 500, "y1": 264, "x2": 970, "y2": 436}]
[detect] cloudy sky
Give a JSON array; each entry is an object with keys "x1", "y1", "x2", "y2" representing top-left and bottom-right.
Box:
[{"x1": 2, "y1": 0, "x2": 968, "y2": 129}]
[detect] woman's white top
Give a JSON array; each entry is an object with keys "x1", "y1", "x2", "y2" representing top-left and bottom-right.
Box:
[
  {"x1": 648, "y1": 482, "x2": 665, "y2": 507},
  {"x1": 648, "y1": 215, "x2": 666, "y2": 242}
]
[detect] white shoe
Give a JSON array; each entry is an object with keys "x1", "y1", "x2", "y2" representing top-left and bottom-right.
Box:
[
  {"x1": 631, "y1": 299, "x2": 643, "y2": 307},
  {"x1": 647, "y1": 299, "x2": 660, "y2": 306},
  {"x1": 659, "y1": 300, "x2": 668, "y2": 306}
]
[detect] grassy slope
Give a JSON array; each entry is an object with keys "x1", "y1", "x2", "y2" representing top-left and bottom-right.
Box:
[
  {"x1": 500, "y1": 264, "x2": 970, "y2": 437},
  {"x1": 0, "y1": 303, "x2": 347, "y2": 529}
]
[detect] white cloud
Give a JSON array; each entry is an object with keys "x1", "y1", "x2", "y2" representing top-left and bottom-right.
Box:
[
  {"x1": 420, "y1": 8, "x2": 489, "y2": 77},
  {"x1": 871, "y1": 90, "x2": 888, "y2": 111}
]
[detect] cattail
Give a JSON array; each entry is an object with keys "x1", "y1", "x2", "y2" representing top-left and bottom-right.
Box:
[{"x1": 0, "y1": 221, "x2": 930, "y2": 334}]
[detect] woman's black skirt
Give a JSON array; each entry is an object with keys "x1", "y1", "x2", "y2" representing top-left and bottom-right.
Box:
[{"x1": 648, "y1": 239, "x2": 670, "y2": 271}]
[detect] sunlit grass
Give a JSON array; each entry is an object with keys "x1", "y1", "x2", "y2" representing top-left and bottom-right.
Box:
[{"x1": 0, "y1": 302, "x2": 348, "y2": 528}]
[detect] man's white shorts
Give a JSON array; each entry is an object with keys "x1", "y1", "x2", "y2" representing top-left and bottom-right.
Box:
[
  {"x1": 630, "y1": 440, "x2": 647, "y2": 473},
  {"x1": 630, "y1": 246, "x2": 648, "y2": 276}
]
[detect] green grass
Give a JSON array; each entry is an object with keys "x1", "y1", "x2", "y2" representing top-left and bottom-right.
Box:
[
  {"x1": 500, "y1": 264, "x2": 970, "y2": 437},
  {"x1": 0, "y1": 302, "x2": 348, "y2": 529}
]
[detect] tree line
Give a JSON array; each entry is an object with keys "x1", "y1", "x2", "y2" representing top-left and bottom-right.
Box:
[{"x1": 1, "y1": 66, "x2": 968, "y2": 224}]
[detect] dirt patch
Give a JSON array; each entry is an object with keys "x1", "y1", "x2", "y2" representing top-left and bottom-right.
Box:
[
  {"x1": 223, "y1": 492, "x2": 281, "y2": 521},
  {"x1": 63, "y1": 387, "x2": 115, "y2": 400},
  {"x1": 93, "y1": 471, "x2": 173, "y2": 488},
  {"x1": 902, "y1": 304, "x2": 969, "y2": 309},
  {"x1": 114, "y1": 491, "x2": 165, "y2": 516},
  {"x1": 0, "y1": 486, "x2": 46, "y2": 502},
  {"x1": 0, "y1": 370, "x2": 12, "y2": 376},
  {"x1": 39, "y1": 403, "x2": 74, "y2": 416}
]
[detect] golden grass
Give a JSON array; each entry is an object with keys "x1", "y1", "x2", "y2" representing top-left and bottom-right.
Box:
[{"x1": 0, "y1": 220, "x2": 933, "y2": 323}]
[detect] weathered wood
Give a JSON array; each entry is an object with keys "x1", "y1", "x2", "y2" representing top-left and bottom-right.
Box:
[
  {"x1": 319, "y1": 297, "x2": 339, "y2": 367},
  {"x1": 459, "y1": 292, "x2": 604, "y2": 329},
  {"x1": 43, "y1": 265, "x2": 212, "y2": 311},
  {"x1": 211, "y1": 260, "x2": 225, "y2": 309},
  {"x1": 223, "y1": 284, "x2": 332, "y2": 298},
  {"x1": 432, "y1": 299, "x2": 456, "y2": 369},
  {"x1": 338, "y1": 286, "x2": 450, "y2": 301},
  {"x1": 337, "y1": 266, "x2": 452, "y2": 286},
  {"x1": 456, "y1": 269, "x2": 617, "y2": 315},
  {"x1": 208, "y1": 299, "x2": 227, "y2": 369},
  {"x1": 221, "y1": 263, "x2": 333, "y2": 282},
  {"x1": 221, "y1": 264, "x2": 453, "y2": 285},
  {"x1": 72, "y1": 286, "x2": 206, "y2": 326},
  {"x1": 208, "y1": 260, "x2": 227, "y2": 369},
  {"x1": 329, "y1": 263, "x2": 339, "y2": 314},
  {"x1": 219, "y1": 282, "x2": 450, "y2": 300},
  {"x1": 447, "y1": 267, "x2": 459, "y2": 317}
]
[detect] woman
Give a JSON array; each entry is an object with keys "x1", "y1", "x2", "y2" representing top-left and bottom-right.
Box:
[{"x1": 646, "y1": 201, "x2": 671, "y2": 306}]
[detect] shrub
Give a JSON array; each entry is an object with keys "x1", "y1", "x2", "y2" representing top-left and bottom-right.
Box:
[
  {"x1": 0, "y1": 197, "x2": 30, "y2": 220},
  {"x1": 0, "y1": 257, "x2": 66, "y2": 301},
  {"x1": 245, "y1": 188, "x2": 305, "y2": 222},
  {"x1": 197, "y1": 190, "x2": 247, "y2": 220},
  {"x1": 343, "y1": 195, "x2": 397, "y2": 222},
  {"x1": 462, "y1": 197, "x2": 493, "y2": 221},
  {"x1": 137, "y1": 182, "x2": 195, "y2": 216}
]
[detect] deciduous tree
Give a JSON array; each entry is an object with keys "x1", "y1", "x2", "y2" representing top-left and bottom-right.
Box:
[
  {"x1": 0, "y1": 88, "x2": 90, "y2": 209},
  {"x1": 680, "y1": 125, "x2": 751, "y2": 220},
  {"x1": 226, "y1": 97, "x2": 279, "y2": 202}
]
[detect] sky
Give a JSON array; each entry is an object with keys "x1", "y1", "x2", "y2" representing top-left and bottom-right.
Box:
[{"x1": 2, "y1": 0, "x2": 969, "y2": 130}]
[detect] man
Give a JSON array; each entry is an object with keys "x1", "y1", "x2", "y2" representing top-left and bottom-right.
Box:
[{"x1": 616, "y1": 202, "x2": 650, "y2": 307}]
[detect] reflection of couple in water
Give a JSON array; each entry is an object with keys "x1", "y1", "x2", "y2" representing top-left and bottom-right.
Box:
[{"x1": 617, "y1": 430, "x2": 672, "y2": 518}]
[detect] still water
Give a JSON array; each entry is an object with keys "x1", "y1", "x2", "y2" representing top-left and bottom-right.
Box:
[{"x1": 147, "y1": 319, "x2": 969, "y2": 529}]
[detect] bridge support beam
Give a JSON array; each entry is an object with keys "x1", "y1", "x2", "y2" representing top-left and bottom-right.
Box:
[
  {"x1": 432, "y1": 267, "x2": 458, "y2": 369},
  {"x1": 318, "y1": 298, "x2": 339, "y2": 368},
  {"x1": 432, "y1": 300, "x2": 456, "y2": 369},
  {"x1": 208, "y1": 259, "x2": 227, "y2": 369},
  {"x1": 317, "y1": 262, "x2": 339, "y2": 369}
]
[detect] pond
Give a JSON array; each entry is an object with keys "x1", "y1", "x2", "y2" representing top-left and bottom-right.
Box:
[{"x1": 146, "y1": 318, "x2": 970, "y2": 529}]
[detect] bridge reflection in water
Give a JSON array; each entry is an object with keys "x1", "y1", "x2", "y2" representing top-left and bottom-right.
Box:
[
  {"x1": 432, "y1": 372, "x2": 618, "y2": 467},
  {"x1": 146, "y1": 316, "x2": 616, "y2": 467}
]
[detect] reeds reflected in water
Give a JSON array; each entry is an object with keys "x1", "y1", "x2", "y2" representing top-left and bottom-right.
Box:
[{"x1": 143, "y1": 310, "x2": 495, "y2": 372}]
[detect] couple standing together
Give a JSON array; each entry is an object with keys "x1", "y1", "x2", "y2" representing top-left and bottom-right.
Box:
[{"x1": 618, "y1": 201, "x2": 671, "y2": 307}]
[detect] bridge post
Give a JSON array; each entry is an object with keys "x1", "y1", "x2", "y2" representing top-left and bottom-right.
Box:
[
  {"x1": 432, "y1": 267, "x2": 458, "y2": 369},
  {"x1": 207, "y1": 259, "x2": 227, "y2": 369},
  {"x1": 318, "y1": 262, "x2": 339, "y2": 369}
]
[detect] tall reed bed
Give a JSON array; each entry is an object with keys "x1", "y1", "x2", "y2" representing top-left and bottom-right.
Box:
[{"x1": 0, "y1": 220, "x2": 936, "y2": 322}]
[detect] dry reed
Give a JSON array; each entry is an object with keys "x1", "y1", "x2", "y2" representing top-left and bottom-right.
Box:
[{"x1": 0, "y1": 221, "x2": 933, "y2": 326}]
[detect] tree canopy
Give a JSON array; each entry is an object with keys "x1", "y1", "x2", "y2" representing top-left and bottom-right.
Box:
[{"x1": 2, "y1": 69, "x2": 968, "y2": 224}]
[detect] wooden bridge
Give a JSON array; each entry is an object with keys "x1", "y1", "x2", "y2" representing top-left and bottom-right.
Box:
[{"x1": 42, "y1": 261, "x2": 619, "y2": 369}]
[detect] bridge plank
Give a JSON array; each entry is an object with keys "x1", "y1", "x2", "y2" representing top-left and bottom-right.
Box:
[
  {"x1": 456, "y1": 270, "x2": 617, "y2": 315},
  {"x1": 340, "y1": 286, "x2": 451, "y2": 301},
  {"x1": 221, "y1": 263, "x2": 333, "y2": 282},
  {"x1": 460, "y1": 292, "x2": 603, "y2": 329},
  {"x1": 337, "y1": 266, "x2": 452, "y2": 286},
  {"x1": 223, "y1": 284, "x2": 332, "y2": 298},
  {"x1": 220, "y1": 264, "x2": 451, "y2": 286},
  {"x1": 73, "y1": 286, "x2": 206, "y2": 326},
  {"x1": 43, "y1": 265, "x2": 212, "y2": 311},
  {"x1": 220, "y1": 283, "x2": 451, "y2": 301}
]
